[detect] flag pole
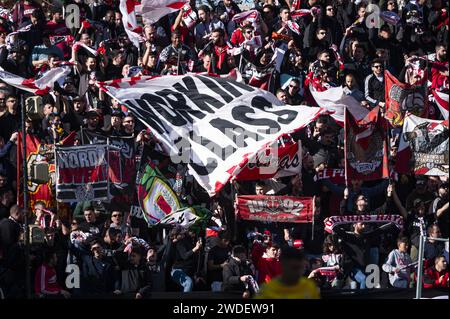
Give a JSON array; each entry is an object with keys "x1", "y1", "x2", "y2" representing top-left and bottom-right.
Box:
[
  {"x1": 20, "y1": 93, "x2": 31, "y2": 299},
  {"x1": 343, "y1": 106, "x2": 349, "y2": 189}
]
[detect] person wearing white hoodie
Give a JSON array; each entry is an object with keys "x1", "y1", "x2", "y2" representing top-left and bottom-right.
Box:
[{"x1": 382, "y1": 237, "x2": 414, "y2": 288}]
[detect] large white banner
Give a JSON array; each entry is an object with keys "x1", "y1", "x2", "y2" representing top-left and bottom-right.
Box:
[{"x1": 101, "y1": 75, "x2": 324, "y2": 196}]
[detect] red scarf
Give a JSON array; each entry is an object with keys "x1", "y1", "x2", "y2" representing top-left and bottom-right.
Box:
[{"x1": 214, "y1": 44, "x2": 228, "y2": 70}]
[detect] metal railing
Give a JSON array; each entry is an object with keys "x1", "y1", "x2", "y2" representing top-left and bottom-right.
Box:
[{"x1": 415, "y1": 235, "x2": 449, "y2": 299}]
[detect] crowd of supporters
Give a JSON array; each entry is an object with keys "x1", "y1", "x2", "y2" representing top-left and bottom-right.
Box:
[{"x1": 0, "y1": 0, "x2": 448, "y2": 299}]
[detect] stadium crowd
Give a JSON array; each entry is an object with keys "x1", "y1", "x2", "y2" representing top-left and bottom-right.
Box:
[{"x1": 0, "y1": 0, "x2": 448, "y2": 299}]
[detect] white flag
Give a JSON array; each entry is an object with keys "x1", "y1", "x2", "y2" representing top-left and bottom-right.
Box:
[
  {"x1": 137, "y1": 0, "x2": 187, "y2": 24},
  {"x1": 310, "y1": 86, "x2": 369, "y2": 124},
  {"x1": 0, "y1": 66, "x2": 71, "y2": 95},
  {"x1": 102, "y1": 74, "x2": 325, "y2": 196},
  {"x1": 119, "y1": 0, "x2": 144, "y2": 49}
]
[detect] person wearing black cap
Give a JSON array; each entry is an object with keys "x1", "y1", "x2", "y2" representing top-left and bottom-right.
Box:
[{"x1": 106, "y1": 110, "x2": 124, "y2": 136}]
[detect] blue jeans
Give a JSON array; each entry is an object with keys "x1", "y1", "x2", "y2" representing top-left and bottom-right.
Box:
[
  {"x1": 352, "y1": 267, "x2": 367, "y2": 289},
  {"x1": 171, "y1": 269, "x2": 193, "y2": 292},
  {"x1": 369, "y1": 247, "x2": 379, "y2": 265}
]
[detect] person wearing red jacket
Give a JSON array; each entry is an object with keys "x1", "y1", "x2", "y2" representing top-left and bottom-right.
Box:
[
  {"x1": 35, "y1": 251, "x2": 71, "y2": 299},
  {"x1": 423, "y1": 255, "x2": 449, "y2": 289},
  {"x1": 256, "y1": 243, "x2": 282, "y2": 284}
]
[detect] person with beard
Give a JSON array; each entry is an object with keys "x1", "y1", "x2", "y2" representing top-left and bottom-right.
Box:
[
  {"x1": 194, "y1": 5, "x2": 225, "y2": 50},
  {"x1": 141, "y1": 24, "x2": 165, "y2": 57},
  {"x1": 301, "y1": 153, "x2": 319, "y2": 197},
  {"x1": 364, "y1": 58, "x2": 385, "y2": 109},
  {"x1": 200, "y1": 28, "x2": 231, "y2": 75},
  {"x1": 430, "y1": 43, "x2": 448, "y2": 91},
  {"x1": 75, "y1": 110, "x2": 105, "y2": 143},
  {"x1": 105, "y1": 110, "x2": 124, "y2": 137},
  {"x1": 104, "y1": 50, "x2": 125, "y2": 80}
]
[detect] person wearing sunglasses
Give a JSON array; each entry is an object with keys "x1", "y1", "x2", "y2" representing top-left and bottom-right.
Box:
[
  {"x1": 109, "y1": 210, "x2": 131, "y2": 237},
  {"x1": 364, "y1": 58, "x2": 386, "y2": 109},
  {"x1": 285, "y1": 78, "x2": 303, "y2": 105}
]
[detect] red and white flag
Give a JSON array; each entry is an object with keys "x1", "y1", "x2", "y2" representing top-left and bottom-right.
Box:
[
  {"x1": 236, "y1": 195, "x2": 314, "y2": 224},
  {"x1": 291, "y1": 9, "x2": 312, "y2": 19},
  {"x1": 182, "y1": 3, "x2": 197, "y2": 29},
  {"x1": 73, "y1": 41, "x2": 98, "y2": 56},
  {"x1": 5, "y1": 24, "x2": 32, "y2": 49},
  {"x1": 119, "y1": 0, "x2": 145, "y2": 49},
  {"x1": 232, "y1": 10, "x2": 260, "y2": 26},
  {"x1": 137, "y1": 0, "x2": 187, "y2": 24},
  {"x1": 310, "y1": 86, "x2": 369, "y2": 125},
  {"x1": 0, "y1": 66, "x2": 71, "y2": 95},
  {"x1": 432, "y1": 90, "x2": 449, "y2": 120},
  {"x1": 287, "y1": 20, "x2": 301, "y2": 35},
  {"x1": 344, "y1": 106, "x2": 389, "y2": 181}
]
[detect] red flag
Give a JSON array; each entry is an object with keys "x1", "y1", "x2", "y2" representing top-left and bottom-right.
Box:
[
  {"x1": 344, "y1": 106, "x2": 389, "y2": 181},
  {"x1": 17, "y1": 133, "x2": 55, "y2": 210},
  {"x1": 236, "y1": 195, "x2": 314, "y2": 223},
  {"x1": 384, "y1": 70, "x2": 428, "y2": 127},
  {"x1": 432, "y1": 89, "x2": 449, "y2": 120}
]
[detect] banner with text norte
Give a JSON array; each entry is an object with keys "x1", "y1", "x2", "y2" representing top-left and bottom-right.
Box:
[
  {"x1": 55, "y1": 144, "x2": 109, "y2": 202},
  {"x1": 236, "y1": 195, "x2": 314, "y2": 223},
  {"x1": 101, "y1": 74, "x2": 324, "y2": 196}
]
